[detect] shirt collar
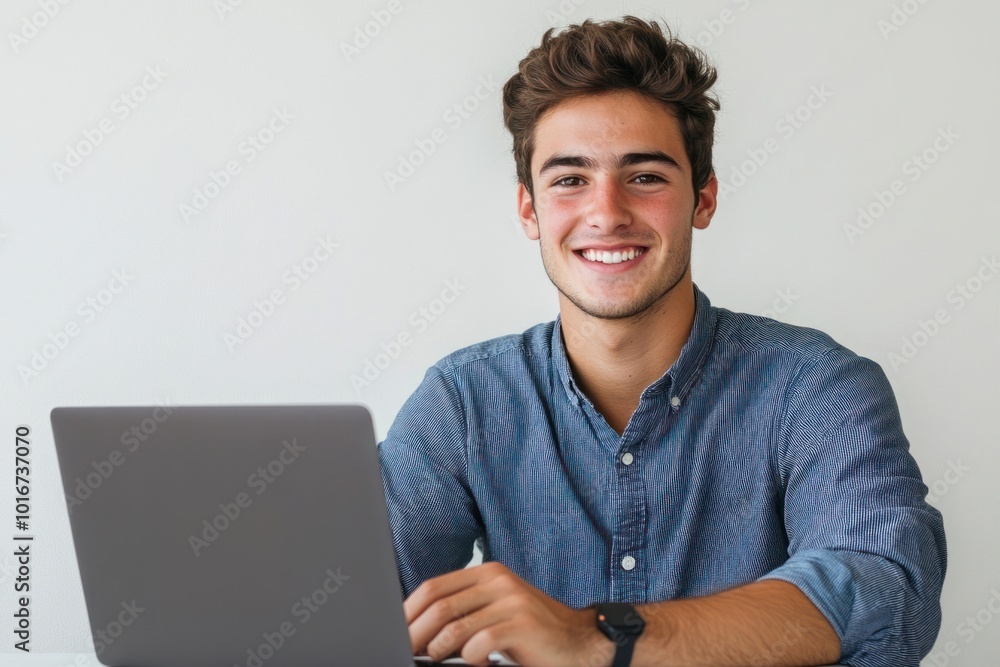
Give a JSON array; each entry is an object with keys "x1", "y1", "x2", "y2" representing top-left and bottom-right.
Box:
[{"x1": 552, "y1": 282, "x2": 717, "y2": 410}]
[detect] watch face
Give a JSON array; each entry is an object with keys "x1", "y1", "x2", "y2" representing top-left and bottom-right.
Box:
[{"x1": 598, "y1": 603, "x2": 645, "y2": 636}]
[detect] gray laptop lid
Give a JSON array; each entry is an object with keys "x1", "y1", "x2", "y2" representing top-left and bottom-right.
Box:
[{"x1": 52, "y1": 404, "x2": 415, "y2": 667}]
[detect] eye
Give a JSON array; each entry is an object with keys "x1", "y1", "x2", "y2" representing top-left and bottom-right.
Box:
[
  {"x1": 553, "y1": 176, "x2": 584, "y2": 188},
  {"x1": 633, "y1": 174, "x2": 665, "y2": 185}
]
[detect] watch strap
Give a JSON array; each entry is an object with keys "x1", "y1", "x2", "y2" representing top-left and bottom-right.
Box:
[
  {"x1": 596, "y1": 603, "x2": 642, "y2": 667},
  {"x1": 610, "y1": 634, "x2": 636, "y2": 667}
]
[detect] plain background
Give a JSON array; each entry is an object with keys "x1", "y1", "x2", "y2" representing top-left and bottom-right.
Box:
[{"x1": 1, "y1": 1, "x2": 997, "y2": 664}]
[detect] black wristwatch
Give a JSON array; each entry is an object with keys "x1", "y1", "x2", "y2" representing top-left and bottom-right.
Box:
[{"x1": 595, "y1": 602, "x2": 645, "y2": 667}]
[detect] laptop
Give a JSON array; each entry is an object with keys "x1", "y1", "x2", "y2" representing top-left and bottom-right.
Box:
[{"x1": 51, "y1": 404, "x2": 516, "y2": 667}]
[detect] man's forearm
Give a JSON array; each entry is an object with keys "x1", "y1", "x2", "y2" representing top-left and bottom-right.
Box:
[{"x1": 587, "y1": 579, "x2": 841, "y2": 667}]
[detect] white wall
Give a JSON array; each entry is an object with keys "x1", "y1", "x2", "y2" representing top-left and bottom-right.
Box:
[{"x1": 1, "y1": 1, "x2": 996, "y2": 664}]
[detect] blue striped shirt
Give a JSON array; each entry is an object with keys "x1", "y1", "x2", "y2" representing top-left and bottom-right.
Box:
[{"x1": 377, "y1": 282, "x2": 946, "y2": 666}]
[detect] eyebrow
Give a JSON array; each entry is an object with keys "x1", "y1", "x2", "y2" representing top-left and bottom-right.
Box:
[{"x1": 537, "y1": 151, "x2": 683, "y2": 177}]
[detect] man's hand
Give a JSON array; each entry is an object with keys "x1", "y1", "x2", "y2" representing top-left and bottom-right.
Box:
[{"x1": 404, "y1": 561, "x2": 613, "y2": 667}]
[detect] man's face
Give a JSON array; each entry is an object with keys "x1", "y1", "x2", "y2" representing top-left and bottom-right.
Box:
[{"x1": 517, "y1": 90, "x2": 717, "y2": 320}]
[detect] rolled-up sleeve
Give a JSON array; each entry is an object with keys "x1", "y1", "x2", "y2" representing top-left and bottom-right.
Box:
[
  {"x1": 377, "y1": 362, "x2": 484, "y2": 600},
  {"x1": 758, "y1": 347, "x2": 947, "y2": 667}
]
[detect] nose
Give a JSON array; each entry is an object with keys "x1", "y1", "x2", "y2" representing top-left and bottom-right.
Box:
[{"x1": 585, "y1": 176, "x2": 632, "y2": 233}]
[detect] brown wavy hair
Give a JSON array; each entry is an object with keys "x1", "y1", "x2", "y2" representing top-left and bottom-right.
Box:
[{"x1": 502, "y1": 16, "x2": 720, "y2": 200}]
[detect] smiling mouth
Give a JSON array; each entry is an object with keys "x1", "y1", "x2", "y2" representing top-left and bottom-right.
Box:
[{"x1": 575, "y1": 247, "x2": 647, "y2": 265}]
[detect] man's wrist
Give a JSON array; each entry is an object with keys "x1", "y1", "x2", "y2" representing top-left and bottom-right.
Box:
[
  {"x1": 582, "y1": 606, "x2": 617, "y2": 667},
  {"x1": 597, "y1": 603, "x2": 647, "y2": 667},
  {"x1": 612, "y1": 602, "x2": 676, "y2": 667}
]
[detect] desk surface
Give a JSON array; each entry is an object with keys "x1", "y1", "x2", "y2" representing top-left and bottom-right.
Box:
[
  {"x1": 412, "y1": 653, "x2": 847, "y2": 666},
  {"x1": 14, "y1": 651, "x2": 847, "y2": 666}
]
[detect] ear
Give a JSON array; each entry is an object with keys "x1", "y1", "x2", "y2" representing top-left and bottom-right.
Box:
[
  {"x1": 516, "y1": 182, "x2": 540, "y2": 240},
  {"x1": 693, "y1": 172, "x2": 718, "y2": 230}
]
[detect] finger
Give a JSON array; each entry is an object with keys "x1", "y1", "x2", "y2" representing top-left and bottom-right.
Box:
[
  {"x1": 404, "y1": 564, "x2": 491, "y2": 624},
  {"x1": 460, "y1": 619, "x2": 519, "y2": 667},
  {"x1": 409, "y1": 580, "x2": 502, "y2": 655},
  {"x1": 423, "y1": 597, "x2": 514, "y2": 662}
]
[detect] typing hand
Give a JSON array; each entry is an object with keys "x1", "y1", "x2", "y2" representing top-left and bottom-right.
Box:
[
  {"x1": 413, "y1": 650, "x2": 515, "y2": 665},
  {"x1": 405, "y1": 562, "x2": 611, "y2": 667}
]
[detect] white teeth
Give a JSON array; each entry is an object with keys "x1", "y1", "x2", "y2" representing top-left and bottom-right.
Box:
[{"x1": 582, "y1": 248, "x2": 645, "y2": 264}]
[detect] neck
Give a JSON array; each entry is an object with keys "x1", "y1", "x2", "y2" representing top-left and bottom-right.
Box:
[{"x1": 560, "y1": 278, "x2": 696, "y2": 419}]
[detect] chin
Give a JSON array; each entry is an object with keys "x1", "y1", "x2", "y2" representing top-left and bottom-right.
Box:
[{"x1": 572, "y1": 296, "x2": 651, "y2": 320}]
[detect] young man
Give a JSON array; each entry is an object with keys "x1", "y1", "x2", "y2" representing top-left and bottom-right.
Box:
[{"x1": 378, "y1": 16, "x2": 946, "y2": 667}]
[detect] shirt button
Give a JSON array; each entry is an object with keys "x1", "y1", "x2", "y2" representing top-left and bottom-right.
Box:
[
  {"x1": 670, "y1": 396, "x2": 681, "y2": 408},
  {"x1": 621, "y1": 452, "x2": 634, "y2": 466},
  {"x1": 621, "y1": 556, "x2": 636, "y2": 571}
]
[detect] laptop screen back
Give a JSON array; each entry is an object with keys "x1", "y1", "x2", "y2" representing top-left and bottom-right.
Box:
[{"x1": 51, "y1": 404, "x2": 413, "y2": 667}]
